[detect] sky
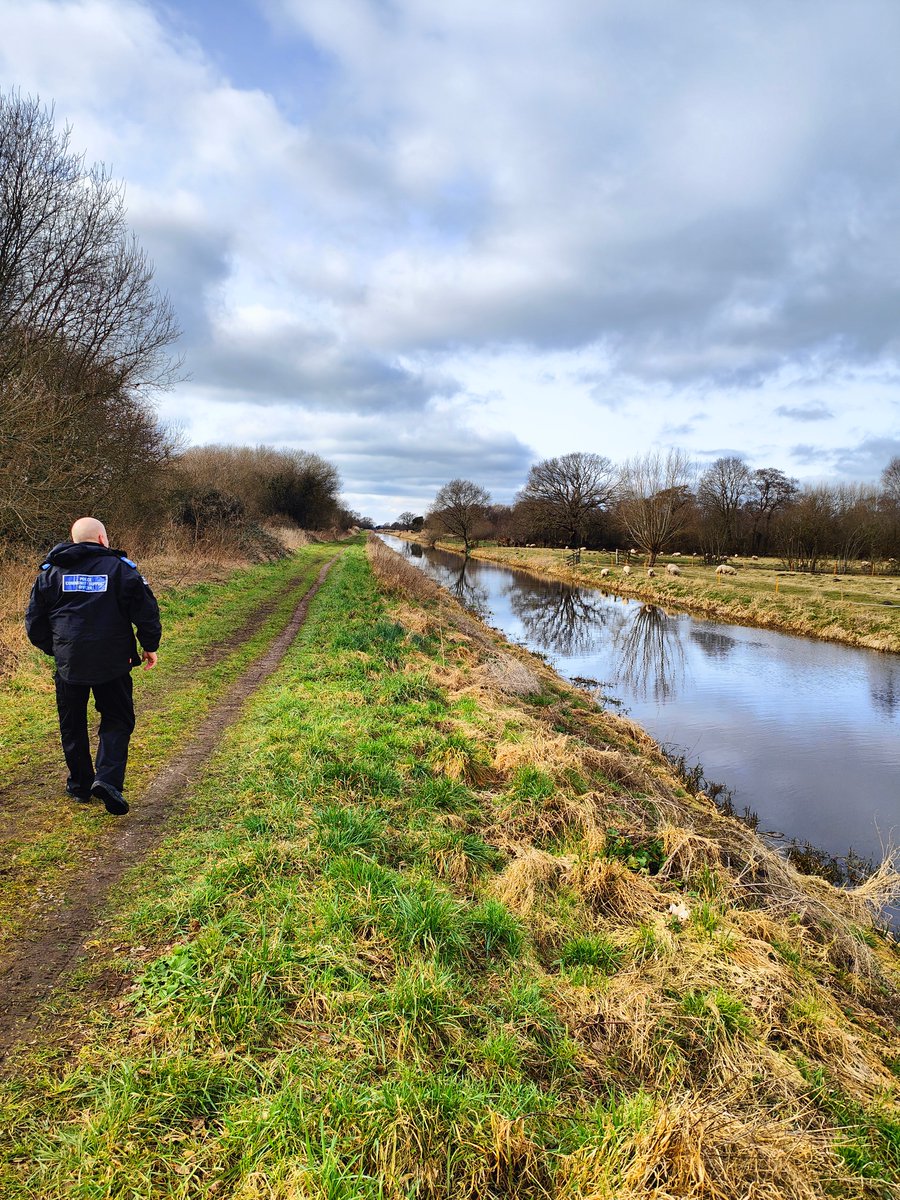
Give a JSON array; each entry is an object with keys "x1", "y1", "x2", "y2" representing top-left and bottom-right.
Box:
[{"x1": 2, "y1": 0, "x2": 899, "y2": 523}]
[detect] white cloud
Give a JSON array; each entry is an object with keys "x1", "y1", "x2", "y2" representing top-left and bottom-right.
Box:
[{"x1": 2, "y1": 0, "x2": 900, "y2": 519}]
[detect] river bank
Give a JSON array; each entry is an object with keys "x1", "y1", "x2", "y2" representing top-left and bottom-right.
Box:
[
  {"x1": 2, "y1": 540, "x2": 899, "y2": 1197},
  {"x1": 405, "y1": 536, "x2": 900, "y2": 654}
]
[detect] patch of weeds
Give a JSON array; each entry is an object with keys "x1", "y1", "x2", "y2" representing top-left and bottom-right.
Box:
[
  {"x1": 427, "y1": 733, "x2": 494, "y2": 786},
  {"x1": 385, "y1": 881, "x2": 470, "y2": 963},
  {"x1": 465, "y1": 900, "x2": 525, "y2": 961},
  {"x1": 557, "y1": 934, "x2": 623, "y2": 975},
  {"x1": 324, "y1": 751, "x2": 404, "y2": 798},
  {"x1": 770, "y1": 937, "x2": 803, "y2": 967},
  {"x1": 383, "y1": 672, "x2": 444, "y2": 705},
  {"x1": 604, "y1": 827, "x2": 664, "y2": 875},
  {"x1": 313, "y1": 803, "x2": 389, "y2": 858},
  {"x1": 477, "y1": 1029, "x2": 522, "y2": 1074},
  {"x1": 415, "y1": 776, "x2": 477, "y2": 812},
  {"x1": 690, "y1": 902, "x2": 722, "y2": 935},
  {"x1": 630, "y1": 922, "x2": 663, "y2": 963},
  {"x1": 679, "y1": 987, "x2": 754, "y2": 1042},
  {"x1": 242, "y1": 813, "x2": 275, "y2": 837},
  {"x1": 134, "y1": 944, "x2": 199, "y2": 1013},
  {"x1": 385, "y1": 962, "x2": 469, "y2": 1053},
  {"x1": 509, "y1": 766, "x2": 556, "y2": 802},
  {"x1": 427, "y1": 829, "x2": 505, "y2": 882},
  {"x1": 333, "y1": 617, "x2": 408, "y2": 663}
]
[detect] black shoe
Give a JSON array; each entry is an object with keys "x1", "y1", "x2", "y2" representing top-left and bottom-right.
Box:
[
  {"x1": 90, "y1": 781, "x2": 129, "y2": 815},
  {"x1": 65, "y1": 784, "x2": 93, "y2": 803}
]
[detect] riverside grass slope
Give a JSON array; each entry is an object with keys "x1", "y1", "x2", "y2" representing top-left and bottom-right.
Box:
[
  {"x1": 0, "y1": 541, "x2": 899, "y2": 1199},
  {"x1": 424, "y1": 540, "x2": 900, "y2": 654}
]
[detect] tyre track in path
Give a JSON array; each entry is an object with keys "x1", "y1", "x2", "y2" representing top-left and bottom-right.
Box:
[{"x1": 0, "y1": 555, "x2": 339, "y2": 1069}]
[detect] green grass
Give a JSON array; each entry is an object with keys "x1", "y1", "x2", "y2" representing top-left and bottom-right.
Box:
[
  {"x1": 0, "y1": 545, "x2": 898, "y2": 1198},
  {"x1": 0, "y1": 544, "x2": 340, "y2": 951}
]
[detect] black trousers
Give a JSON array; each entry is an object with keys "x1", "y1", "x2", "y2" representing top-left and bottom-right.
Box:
[{"x1": 54, "y1": 673, "x2": 135, "y2": 795}]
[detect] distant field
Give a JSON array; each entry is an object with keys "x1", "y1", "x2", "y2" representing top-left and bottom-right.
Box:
[{"x1": 450, "y1": 543, "x2": 900, "y2": 653}]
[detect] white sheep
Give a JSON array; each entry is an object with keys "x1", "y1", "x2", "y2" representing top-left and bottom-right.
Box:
[
  {"x1": 715, "y1": 564, "x2": 737, "y2": 576},
  {"x1": 665, "y1": 563, "x2": 681, "y2": 576},
  {"x1": 647, "y1": 568, "x2": 655, "y2": 577},
  {"x1": 622, "y1": 564, "x2": 632, "y2": 576},
  {"x1": 599, "y1": 567, "x2": 610, "y2": 577}
]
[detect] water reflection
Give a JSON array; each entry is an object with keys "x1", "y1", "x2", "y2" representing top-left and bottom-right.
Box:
[
  {"x1": 444, "y1": 562, "x2": 491, "y2": 620},
  {"x1": 869, "y1": 661, "x2": 900, "y2": 717},
  {"x1": 690, "y1": 628, "x2": 738, "y2": 660},
  {"x1": 509, "y1": 582, "x2": 619, "y2": 657},
  {"x1": 378, "y1": 534, "x2": 900, "y2": 870},
  {"x1": 403, "y1": 544, "x2": 492, "y2": 621},
  {"x1": 615, "y1": 604, "x2": 687, "y2": 702}
]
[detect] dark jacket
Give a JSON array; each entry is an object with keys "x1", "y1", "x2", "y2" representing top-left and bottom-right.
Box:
[{"x1": 25, "y1": 541, "x2": 162, "y2": 685}]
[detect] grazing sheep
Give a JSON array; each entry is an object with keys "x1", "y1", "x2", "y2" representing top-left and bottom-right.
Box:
[
  {"x1": 751, "y1": 555, "x2": 759, "y2": 561},
  {"x1": 599, "y1": 568, "x2": 610, "y2": 577},
  {"x1": 622, "y1": 564, "x2": 632, "y2": 576},
  {"x1": 647, "y1": 568, "x2": 655, "y2": 578},
  {"x1": 665, "y1": 563, "x2": 681, "y2": 576},
  {"x1": 715, "y1": 564, "x2": 737, "y2": 576}
]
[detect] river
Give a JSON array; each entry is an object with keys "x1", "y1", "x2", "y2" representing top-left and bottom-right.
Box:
[{"x1": 379, "y1": 535, "x2": 900, "y2": 874}]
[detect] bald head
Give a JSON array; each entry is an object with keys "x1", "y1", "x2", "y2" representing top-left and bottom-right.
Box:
[{"x1": 71, "y1": 517, "x2": 109, "y2": 546}]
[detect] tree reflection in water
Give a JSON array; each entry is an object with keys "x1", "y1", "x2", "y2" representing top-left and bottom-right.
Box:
[
  {"x1": 615, "y1": 604, "x2": 686, "y2": 702},
  {"x1": 509, "y1": 583, "x2": 621, "y2": 657},
  {"x1": 441, "y1": 560, "x2": 491, "y2": 621},
  {"x1": 869, "y1": 661, "x2": 900, "y2": 718},
  {"x1": 689, "y1": 628, "x2": 737, "y2": 660}
]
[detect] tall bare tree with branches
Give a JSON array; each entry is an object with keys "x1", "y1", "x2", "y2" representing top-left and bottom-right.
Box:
[
  {"x1": 428, "y1": 478, "x2": 492, "y2": 555},
  {"x1": 0, "y1": 92, "x2": 180, "y2": 543},
  {"x1": 617, "y1": 449, "x2": 695, "y2": 566},
  {"x1": 516, "y1": 451, "x2": 617, "y2": 547}
]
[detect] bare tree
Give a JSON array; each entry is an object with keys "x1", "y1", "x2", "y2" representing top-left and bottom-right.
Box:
[
  {"x1": 516, "y1": 451, "x2": 617, "y2": 547},
  {"x1": 616, "y1": 449, "x2": 696, "y2": 566},
  {"x1": 428, "y1": 478, "x2": 491, "y2": 555},
  {"x1": 0, "y1": 92, "x2": 179, "y2": 395},
  {"x1": 746, "y1": 467, "x2": 798, "y2": 555},
  {"x1": 881, "y1": 456, "x2": 900, "y2": 506},
  {"x1": 696, "y1": 456, "x2": 752, "y2": 556},
  {"x1": 0, "y1": 92, "x2": 181, "y2": 544}
]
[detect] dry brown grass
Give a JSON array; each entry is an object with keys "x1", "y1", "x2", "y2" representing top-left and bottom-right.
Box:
[
  {"x1": 0, "y1": 556, "x2": 36, "y2": 679},
  {"x1": 557, "y1": 1094, "x2": 844, "y2": 1200}
]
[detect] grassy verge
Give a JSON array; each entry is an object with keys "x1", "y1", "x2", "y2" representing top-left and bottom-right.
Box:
[
  {"x1": 0, "y1": 543, "x2": 341, "y2": 951},
  {"x1": 0, "y1": 542, "x2": 898, "y2": 1197},
  {"x1": 424, "y1": 540, "x2": 900, "y2": 653}
]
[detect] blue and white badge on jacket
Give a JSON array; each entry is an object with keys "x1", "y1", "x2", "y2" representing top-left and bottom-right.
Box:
[{"x1": 62, "y1": 575, "x2": 108, "y2": 592}]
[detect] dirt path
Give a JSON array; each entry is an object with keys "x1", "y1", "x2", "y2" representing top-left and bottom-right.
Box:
[
  {"x1": 0, "y1": 555, "x2": 338, "y2": 1068},
  {"x1": 0, "y1": 558, "x2": 322, "y2": 846}
]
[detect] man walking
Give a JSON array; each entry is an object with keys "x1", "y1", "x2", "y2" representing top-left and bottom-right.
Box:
[{"x1": 25, "y1": 517, "x2": 161, "y2": 815}]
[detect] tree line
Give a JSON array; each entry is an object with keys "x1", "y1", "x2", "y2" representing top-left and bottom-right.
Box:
[
  {"x1": 0, "y1": 92, "x2": 359, "y2": 552},
  {"x1": 399, "y1": 450, "x2": 900, "y2": 571}
]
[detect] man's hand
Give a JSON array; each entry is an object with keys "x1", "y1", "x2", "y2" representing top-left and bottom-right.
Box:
[{"x1": 141, "y1": 650, "x2": 158, "y2": 669}]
